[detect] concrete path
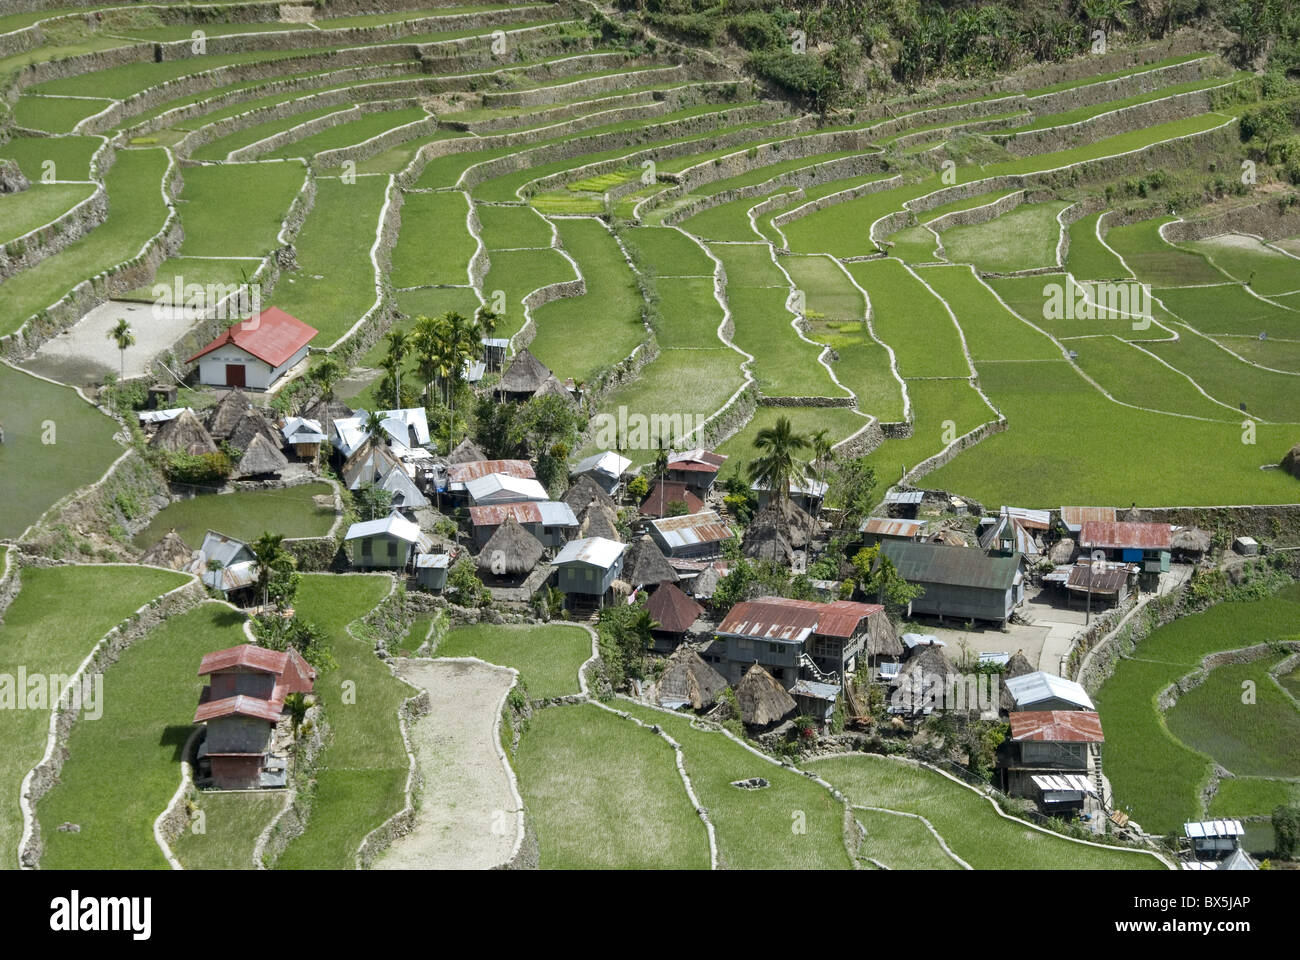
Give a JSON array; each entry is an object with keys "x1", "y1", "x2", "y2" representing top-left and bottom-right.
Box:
[{"x1": 373, "y1": 658, "x2": 520, "y2": 870}]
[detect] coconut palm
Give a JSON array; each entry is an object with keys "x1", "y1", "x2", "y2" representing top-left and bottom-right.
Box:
[
  {"x1": 364, "y1": 409, "x2": 389, "y2": 448},
  {"x1": 107, "y1": 317, "x2": 135, "y2": 379},
  {"x1": 746, "y1": 415, "x2": 809, "y2": 506},
  {"x1": 309, "y1": 356, "x2": 342, "y2": 398},
  {"x1": 250, "y1": 531, "x2": 288, "y2": 610}
]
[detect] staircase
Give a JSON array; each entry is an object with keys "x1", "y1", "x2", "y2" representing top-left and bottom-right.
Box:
[
  {"x1": 797, "y1": 653, "x2": 839, "y2": 686},
  {"x1": 1090, "y1": 743, "x2": 1108, "y2": 811}
]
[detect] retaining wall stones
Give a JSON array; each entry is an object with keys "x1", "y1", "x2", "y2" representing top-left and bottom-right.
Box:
[
  {"x1": 224, "y1": 97, "x2": 420, "y2": 161},
  {"x1": 901, "y1": 416, "x2": 1007, "y2": 487},
  {"x1": 312, "y1": 111, "x2": 437, "y2": 168},
  {"x1": 1161, "y1": 203, "x2": 1300, "y2": 244},
  {"x1": 1026, "y1": 53, "x2": 1225, "y2": 119},
  {"x1": 0, "y1": 183, "x2": 107, "y2": 283},
  {"x1": 482, "y1": 63, "x2": 688, "y2": 109}
]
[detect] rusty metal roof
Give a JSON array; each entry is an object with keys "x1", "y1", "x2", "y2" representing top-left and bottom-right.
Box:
[
  {"x1": 647, "y1": 582, "x2": 704, "y2": 634},
  {"x1": 1009, "y1": 711, "x2": 1104, "y2": 743},
  {"x1": 649, "y1": 510, "x2": 732, "y2": 549},
  {"x1": 860, "y1": 516, "x2": 925, "y2": 538},
  {"x1": 639, "y1": 481, "x2": 705, "y2": 518},
  {"x1": 666, "y1": 448, "x2": 727, "y2": 472},
  {"x1": 1079, "y1": 520, "x2": 1172, "y2": 551},
  {"x1": 469, "y1": 502, "x2": 543, "y2": 526},
  {"x1": 718, "y1": 596, "x2": 884, "y2": 642},
  {"x1": 1060, "y1": 506, "x2": 1117, "y2": 531},
  {"x1": 1066, "y1": 563, "x2": 1130, "y2": 595},
  {"x1": 447, "y1": 459, "x2": 535, "y2": 484},
  {"x1": 193, "y1": 694, "x2": 284, "y2": 724},
  {"x1": 198, "y1": 645, "x2": 289, "y2": 677}
]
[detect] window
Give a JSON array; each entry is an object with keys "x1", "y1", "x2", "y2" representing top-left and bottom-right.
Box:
[
  {"x1": 769, "y1": 643, "x2": 780, "y2": 654},
  {"x1": 361, "y1": 539, "x2": 372, "y2": 557},
  {"x1": 387, "y1": 540, "x2": 398, "y2": 558}
]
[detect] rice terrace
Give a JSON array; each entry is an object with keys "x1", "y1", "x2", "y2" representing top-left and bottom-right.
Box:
[{"x1": 2, "y1": 0, "x2": 1300, "y2": 891}]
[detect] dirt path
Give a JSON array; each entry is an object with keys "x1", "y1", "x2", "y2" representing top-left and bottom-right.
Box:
[{"x1": 374, "y1": 658, "x2": 520, "y2": 870}]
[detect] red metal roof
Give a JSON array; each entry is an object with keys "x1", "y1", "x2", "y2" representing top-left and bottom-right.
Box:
[
  {"x1": 647, "y1": 582, "x2": 704, "y2": 634},
  {"x1": 186, "y1": 307, "x2": 317, "y2": 367},
  {"x1": 718, "y1": 596, "x2": 884, "y2": 642},
  {"x1": 280, "y1": 647, "x2": 316, "y2": 696},
  {"x1": 1066, "y1": 563, "x2": 1130, "y2": 595},
  {"x1": 667, "y1": 449, "x2": 727, "y2": 473},
  {"x1": 1009, "y1": 711, "x2": 1104, "y2": 743},
  {"x1": 1079, "y1": 521, "x2": 1172, "y2": 551},
  {"x1": 639, "y1": 480, "x2": 705, "y2": 518},
  {"x1": 448, "y1": 459, "x2": 535, "y2": 484},
  {"x1": 469, "y1": 502, "x2": 544, "y2": 526},
  {"x1": 193, "y1": 694, "x2": 284, "y2": 724},
  {"x1": 198, "y1": 645, "x2": 289, "y2": 677},
  {"x1": 1060, "y1": 506, "x2": 1116, "y2": 528}
]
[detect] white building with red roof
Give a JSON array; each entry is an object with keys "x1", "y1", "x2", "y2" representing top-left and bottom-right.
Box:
[{"x1": 187, "y1": 307, "x2": 318, "y2": 390}]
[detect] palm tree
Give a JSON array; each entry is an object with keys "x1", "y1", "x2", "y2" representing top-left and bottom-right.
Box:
[
  {"x1": 439, "y1": 311, "x2": 479, "y2": 448},
  {"x1": 363, "y1": 409, "x2": 389, "y2": 448},
  {"x1": 309, "y1": 356, "x2": 342, "y2": 399},
  {"x1": 746, "y1": 415, "x2": 809, "y2": 507},
  {"x1": 250, "y1": 531, "x2": 288, "y2": 611},
  {"x1": 384, "y1": 329, "x2": 411, "y2": 408},
  {"x1": 107, "y1": 318, "x2": 135, "y2": 379}
]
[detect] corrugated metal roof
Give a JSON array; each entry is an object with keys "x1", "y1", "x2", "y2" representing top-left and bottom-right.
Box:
[
  {"x1": 468, "y1": 501, "x2": 576, "y2": 528},
  {"x1": 1010, "y1": 710, "x2": 1104, "y2": 743},
  {"x1": 860, "y1": 517, "x2": 925, "y2": 538},
  {"x1": 344, "y1": 513, "x2": 421, "y2": 543},
  {"x1": 202, "y1": 559, "x2": 256, "y2": 593},
  {"x1": 879, "y1": 540, "x2": 1020, "y2": 591},
  {"x1": 1031, "y1": 774, "x2": 1098, "y2": 796},
  {"x1": 1005, "y1": 671, "x2": 1095, "y2": 710},
  {"x1": 571, "y1": 451, "x2": 631, "y2": 478},
  {"x1": 194, "y1": 694, "x2": 283, "y2": 724},
  {"x1": 790, "y1": 679, "x2": 840, "y2": 701},
  {"x1": 416, "y1": 553, "x2": 451, "y2": 568},
  {"x1": 649, "y1": 510, "x2": 732, "y2": 549},
  {"x1": 447, "y1": 459, "x2": 535, "y2": 484},
  {"x1": 282, "y1": 416, "x2": 326, "y2": 444},
  {"x1": 884, "y1": 490, "x2": 924, "y2": 504},
  {"x1": 187, "y1": 307, "x2": 316, "y2": 367},
  {"x1": 465, "y1": 474, "x2": 549, "y2": 504},
  {"x1": 667, "y1": 448, "x2": 727, "y2": 472},
  {"x1": 552, "y1": 536, "x2": 626, "y2": 569},
  {"x1": 198, "y1": 530, "x2": 253, "y2": 571},
  {"x1": 199, "y1": 645, "x2": 289, "y2": 676},
  {"x1": 647, "y1": 582, "x2": 704, "y2": 634},
  {"x1": 1184, "y1": 820, "x2": 1245, "y2": 838},
  {"x1": 1060, "y1": 506, "x2": 1117, "y2": 531},
  {"x1": 718, "y1": 597, "x2": 883, "y2": 642},
  {"x1": 901, "y1": 632, "x2": 944, "y2": 648},
  {"x1": 1079, "y1": 521, "x2": 1172, "y2": 551},
  {"x1": 1066, "y1": 563, "x2": 1130, "y2": 594}
]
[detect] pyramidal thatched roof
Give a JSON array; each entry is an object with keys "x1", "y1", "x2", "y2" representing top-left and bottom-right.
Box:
[
  {"x1": 563, "y1": 474, "x2": 616, "y2": 515},
  {"x1": 207, "y1": 388, "x2": 252, "y2": 439},
  {"x1": 532, "y1": 373, "x2": 575, "y2": 405},
  {"x1": 151, "y1": 408, "x2": 218, "y2": 456},
  {"x1": 301, "y1": 396, "x2": 353, "y2": 437},
  {"x1": 579, "y1": 502, "x2": 621, "y2": 542},
  {"x1": 864, "y1": 611, "x2": 903, "y2": 659},
  {"x1": 1281, "y1": 442, "x2": 1300, "y2": 480},
  {"x1": 749, "y1": 498, "x2": 816, "y2": 548},
  {"x1": 689, "y1": 564, "x2": 723, "y2": 600},
  {"x1": 236, "y1": 432, "x2": 290, "y2": 477},
  {"x1": 140, "y1": 530, "x2": 195, "y2": 570},
  {"x1": 496, "y1": 348, "x2": 550, "y2": 395},
  {"x1": 736, "y1": 662, "x2": 796, "y2": 727},
  {"x1": 227, "y1": 406, "x2": 280, "y2": 453},
  {"x1": 447, "y1": 437, "x2": 486, "y2": 464},
  {"x1": 1000, "y1": 649, "x2": 1036, "y2": 712},
  {"x1": 658, "y1": 647, "x2": 728, "y2": 710},
  {"x1": 623, "y1": 534, "x2": 678, "y2": 586},
  {"x1": 475, "y1": 515, "x2": 544, "y2": 576},
  {"x1": 742, "y1": 522, "x2": 792, "y2": 564},
  {"x1": 896, "y1": 643, "x2": 961, "y2": 689}
]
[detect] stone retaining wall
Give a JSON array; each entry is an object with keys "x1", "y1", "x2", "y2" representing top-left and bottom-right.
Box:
[
  {"x1": 924, "y1": 189, "x2": 1025, "y2": 235},
  {"x1": 312, "y1": 111, "x2": 437, "y2": 168},
  {"x1": 324, "y1": 174, "x2": 401, "y2": 362},
  {"x1": 1126, "y1": 504, "x2": 1300, "y2": 542},
  {"x1": 417, "y1": 22, "x2": 592, "y2": 75},
  {"x1": 901, "y1": 416, "x2": 1007, "y2": 487},
  {"x1": 1161, "y1": 202, "x2": 1300, "y2": 244},
  {"x1": 833, "y1": 416, "x2": 885, "y2": 458},
  {"x1": 772, "y1": 174, "x2": 903, "y2": 234},
  {"x1": 451, "y1": 86, "x2": 658, "y2": 134},
  {"x1": 482, "y1": 63, "x2": 688, "y2": 109},
  {"x1": 0, "y1": 183, "x2": 107, "y2": 283},
  {"x1": 225, "y1": 97, "x2": 420, "y2": 162},
  {"x1": 1156, "y1": 641, "x2": 1299, "y2": 712},
  {"x1": 1026, "y1": 54, "x2": 1224, "y2": 119}
]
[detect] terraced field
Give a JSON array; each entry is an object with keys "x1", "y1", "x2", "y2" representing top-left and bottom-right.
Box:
[{"x1": 2, "y1": 5, "x2": 1297, "y2": 526}]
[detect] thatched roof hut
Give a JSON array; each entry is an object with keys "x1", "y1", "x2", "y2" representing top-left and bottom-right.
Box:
[
  {"x1": 689, "y1": 564, "x2": 723, "y2": 600},
  {"x1": 301, "y1": 396, "x2": 353, "y2": 438},
  {"x1": 742, "y1": 522, "x2": 792, "y2": 564},
  {"x1": 494, "y1": 348, "x2": 550, "y2": 398},
  {"x1": 578, "y1": 502, "x2": 621, "y2": 542},
  {"x1": 999, "y1": 649, "x2": 1036, "y2": 712},
  {"x1": 563, "y1": 474, "x2": 616, "y2": 515},
  {"x1": 623, "y1": 534, "x2": 678, "y2": 586},
  {"x1": 751, "y1": 498, "x2": 816, "y2": 548},
  {"x1": 227, "y1": 406, "x2": 281, "y2": 453},
  {"x1": 475, "y1": 515, "x2": 543, "y2": 577},
  {"x1": 236, "y1": 432, "x2": 289, "y2": 478},
  {"x1": 736, "y1": 662, "x2": 796, "y2": 727},
  {"x1": 657, "y1": 647, "x2": 728, "y2": 710},
  {"x1": 895, "y1": 644, "x2": 964, "y2": 713},
  {"x1": 447, "y1": 437, "x2": 486, "y2": 465},
  {"x1": 140, "y1": 530, "x2": 195, "y2": 570},
  {"x1": 1172, "y1": 527, "x2": 1212, "y2": 555},
  {"x1": 1282, "y1": 442, "x2": 1300, "y2": 480},
  {"x1": 532, "y1": 373, "x2": 575, "y2": 405},
  {"x1": 151, "y1": 408, "x2": 218, "y2": 456},
  {"x1": 864, "y1": 610, "x2": 903, "y2": 660},
  {"x1": 1048, "y1": 537, "x2": 1076, "y2": 565},
  {"x1": 206, "y1": 388, "x2": 252, "y2": 440}
]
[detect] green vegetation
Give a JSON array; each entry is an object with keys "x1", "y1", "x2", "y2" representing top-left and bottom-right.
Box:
[
  {"x1": 391, "y1": 190, "x2": 476, "y2": 288},
  {"x1": 844, "y1": 258, "x2": 969, "y2": 378},
  {"x1": 172, "y1": 791, "x2": 286, "y2": 870},
  {"x1": 480, "y1": 246, "x2": 577, "y2": 339},
  {"x1": 274, "y1": 574, "x2": 406, "y2": 870},
  {"x1": 177, "y1": 161, "x2": 305, "y2": 258},
  {"x1": 1067, "y1": 212, "x2": 1130, "y2": 281},
  {"x1": 38, "y1": 602, "x2": 248, "y2": 869},
  {"x1": 1185, "y1": 235, "x2": 1300, "y2": 296},
  {"x1": 435, "y1": 623, "x2": 591, "y2": 699},
  {"x1": 940, "y1": 201, "x2": 1070, "y2": 273},
  {"x1": 0, "y1": 565, "x2": 188, "y2": 867},
  {"x1": 1104, "y1": 217, "x2": 1227, "y2": 286},
  {"x1": 133, "y1": 483, "x2": 336, "y2": 551},
  {"x1": 513, "y1": 703, "x2": 711, "y2": 869}
]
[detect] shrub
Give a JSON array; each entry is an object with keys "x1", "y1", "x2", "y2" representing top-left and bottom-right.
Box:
[{"x1": 163, "y1": 450, "x2": 232, "y2": 484}]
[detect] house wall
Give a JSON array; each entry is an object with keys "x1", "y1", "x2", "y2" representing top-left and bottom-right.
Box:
[
  {"x1": 209, "y1": 755, "x2": 265, "y2": 790},
  {"x1": 348, "y1": 534, "x2": 410, "y2": 569},
  {"x1": 197, "y1": 346, "x2": 273, "y2": 390},
  {"x1": 209, "y1": 667, "x2": 277, "y2": 701},
  {"x1": 556, "y1": 556, "x2": 623, "y2": 596},
  {"x1": 711, "y1": 634, "x2": 801, "y2": 687},
  {"x1": 1019, "y1": 741, "x2": 1089, "y2": 767},
  {"x1": 908, "y1": 581, "x2": 1012, "y2": 624},
  {"x1": 1014, "y1": 695, "x2": 1089, "y2": 712},
  {"x1": 416, "y1": 566, "x2": 448, "y2": 591},
  {"x1": 666, "y1": 468, "x2": 713, "y2": 496},
  {"x1": 207, "y1": 714, "x2": 273, "y2": 754},
  {"x1": 649, "y1": 529, "x2": 724, "y2": 560}
]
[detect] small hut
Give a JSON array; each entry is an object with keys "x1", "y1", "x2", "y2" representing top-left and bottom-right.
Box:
[
  {"x1": 493, "y1": 348, "x2": 551, "y2": 402},
  {"x1": 474, "y1": 515, "x2": 544, "y2": 583},
  {"x1": 749, "y1": 499, "x2": 816, "y2": 548},
  {"x1": 657, "y1": 647, "x2": 728, "y2": 710},
  {"x1": 150, "y1": 408, "x2": 218, "y2": 456},
  {"x1": 623, "y1": 534, "x2": 678, "y2": 587},
  {"x1": 736, "y1": 662, "x2": 797, "y2": 727},
  {"x1": 1172, "y1": 527, "x2": 1211, "y2": 561},
  {"x1": 864, "y1": 611, "x2": 904, "y2": 666},
  {"x1": 447, "y1": 437, "x2": 486, "y2": 465},
  {"x1": 563, "y1": 474, "x2": 616, "y2": 516},
  {"x1": 1281, "y1": 443, "x2": 1300, "y2": 480},
  {"x1": 227, "y1": 406, "x2": 281, "y2": 454},
  {"x1": 301, "y1": 396, "x2": 353, "y2": 439},
  {"x1": 578, "y1": 501, "x2": 621, "y2": 542},
  {"x1": 140, "y1": 530, "x2": 195, "y2": 570},
  {"x1": 742, "y1": 522, "x2": 792, "y2": 564},
  {"x1": 532, "y1": 374, "x2": 575, "y2": 406},
  {"x1": 206, "y1": 388, "x2": 252, "y2": 440},
  {"x1": 646, "y1": 580, "x2": 703, "y2": 651},
  {"x1": 236, "y1": 432, "x2": 290, "y2": 479},
  {"x1": 893, "y1": 644, "x2": 965, "y2": 714},
  {"x1": 689, "y1": 564, "x2": 723, "y2": 601}
]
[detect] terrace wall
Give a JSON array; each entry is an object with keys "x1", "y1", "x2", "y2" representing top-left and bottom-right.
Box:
[
  {"x1": 1025, "y1": 54, "x2": 1226, "y2": 119},
  {"x1": 311, "y1": 110, "x2": 437, "y2": 167},
  {"x1": 223, "y1": 96, "x2": 422, "y2": 161},
  {"x1": 1161, "y1": 202, "x2": 1300, "y2": 244},
  {"x1": 480, "y1": 63, "x2": 689, "y2": 109},
  {"x1": 0, "y1": 182, "x2": 107, "y2": 283},
  {"x1": 900, "y1": 416, "x2": 1008, "y2": 487}
]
